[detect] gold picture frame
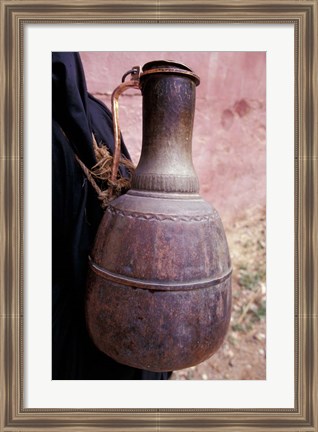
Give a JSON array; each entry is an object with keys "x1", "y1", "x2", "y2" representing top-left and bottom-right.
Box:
[{"x1": 0, "y1": 0, "x2": 317, "y2": 430}]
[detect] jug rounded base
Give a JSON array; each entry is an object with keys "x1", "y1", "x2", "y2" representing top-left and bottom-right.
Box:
[{"x1": 86, "y1": 269, "x2": 231, "y2": 372}]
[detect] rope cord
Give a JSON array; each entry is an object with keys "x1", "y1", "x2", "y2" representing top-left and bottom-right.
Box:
[
  {"x1": 58, "y1": 125, "x2": 135, "y2": 210},
  {"x1": 76, "y1": 133, "x2": 135, "y2": 209}
]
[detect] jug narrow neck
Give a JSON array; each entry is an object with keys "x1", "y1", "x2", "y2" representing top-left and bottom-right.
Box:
[{"x1": 131, "y1": 61, "x2": 200, "y2": 194}]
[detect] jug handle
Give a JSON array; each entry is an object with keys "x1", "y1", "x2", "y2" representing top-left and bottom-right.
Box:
[{"x1": 110, "y1": 66, "x2": 141, "y2": 196}]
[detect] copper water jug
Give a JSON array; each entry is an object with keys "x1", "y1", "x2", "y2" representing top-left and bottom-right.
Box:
[{"x1": 86, "y1": 60, "x2": 232, "y2": 372}]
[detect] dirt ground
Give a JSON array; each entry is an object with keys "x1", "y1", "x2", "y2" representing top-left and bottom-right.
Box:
[{"x1": 171, "y1": 206, "x2": 266, "y2": 380}]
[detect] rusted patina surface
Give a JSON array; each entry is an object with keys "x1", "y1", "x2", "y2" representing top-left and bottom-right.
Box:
[{"x1": 86, "y1": 60, "x2": 232, "y2": 372}]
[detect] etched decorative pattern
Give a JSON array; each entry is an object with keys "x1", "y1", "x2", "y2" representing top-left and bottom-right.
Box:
[
  {"x1": 132, "y1": 173, "x2": 199, "y2": 193},
  {"x1": 106, "y1": 205, "x2": 219, "y2": 222}
]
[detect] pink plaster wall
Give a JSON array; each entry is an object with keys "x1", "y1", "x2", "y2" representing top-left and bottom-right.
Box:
[{"x1": 80, "y1": 52, "x2": 266, "y2": 224}]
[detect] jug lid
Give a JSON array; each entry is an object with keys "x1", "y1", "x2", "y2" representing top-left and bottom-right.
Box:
[{"x1": 141, "y1": 60, "x2": 200, "y2": 86}]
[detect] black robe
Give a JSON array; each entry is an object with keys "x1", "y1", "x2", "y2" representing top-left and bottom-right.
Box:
[{"x1": 52, "y1": 52, "x2": 171, "y2": 380}]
